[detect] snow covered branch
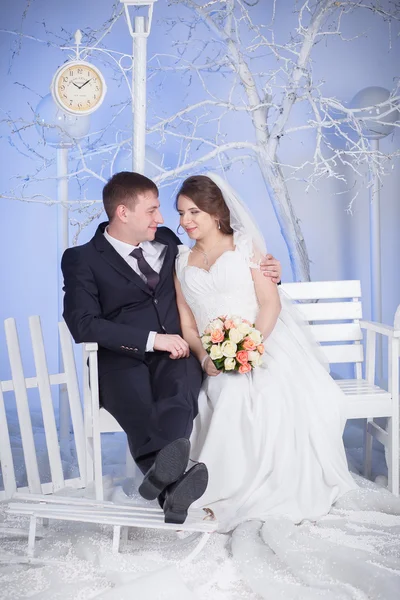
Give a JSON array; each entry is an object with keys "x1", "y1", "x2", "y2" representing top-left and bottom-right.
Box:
[{"x1": 1, "y1": 0, "x2": 399, "y2": 279}]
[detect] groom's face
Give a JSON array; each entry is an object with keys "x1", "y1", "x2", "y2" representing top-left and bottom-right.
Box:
[{"x1": 126, "y1": 190, "x2": 164, "y2": 243}]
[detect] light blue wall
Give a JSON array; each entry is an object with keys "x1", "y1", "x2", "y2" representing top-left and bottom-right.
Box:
[{"x1": 1, "y1": 0, "x2": 399, "y2": 388}]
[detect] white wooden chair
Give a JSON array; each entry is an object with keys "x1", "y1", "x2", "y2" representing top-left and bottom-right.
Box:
[{"x1": 281, "y1": 280, "x2": 400, "y2": 494}]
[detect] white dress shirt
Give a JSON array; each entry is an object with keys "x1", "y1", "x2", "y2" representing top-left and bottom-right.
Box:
[{"x1": 104, "y1": 228, "x2": 167, "y2": 352}]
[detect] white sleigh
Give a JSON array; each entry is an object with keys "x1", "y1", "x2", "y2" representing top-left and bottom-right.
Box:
[
  {"x1": 1, "y1": 280, "x2": 399, "y2": 557},
  {"x1": 0, "y1": 316, "x2": 217, "y2": 558}
]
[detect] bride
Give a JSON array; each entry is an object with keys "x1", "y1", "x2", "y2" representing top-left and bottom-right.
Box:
[{"x1": 173, "y1": 172, "x2": 357, "y2": 533}]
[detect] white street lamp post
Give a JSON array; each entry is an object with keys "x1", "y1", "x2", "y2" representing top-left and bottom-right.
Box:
[
  {"x1": 119, "y1": 0, "x2": 157, "y2": 482},
  {"x1": 350, "y1": 87, "x2": 399, "y2": 382},
  {"x1": 57, "y1": 147, "x2": 71, "y2": 443},
  {"x1": 120, "y1": 0, "x2": 157, "y2": 174},
  {"x1": 34, "y1": 88, "x2": 90, "y2": 444}
]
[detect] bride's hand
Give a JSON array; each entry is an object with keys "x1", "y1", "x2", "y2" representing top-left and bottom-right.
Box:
[{"x1": 203, "y1": 356, "x2": 221, "y2": 377}]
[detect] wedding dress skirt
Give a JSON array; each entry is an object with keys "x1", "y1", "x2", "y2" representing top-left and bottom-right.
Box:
[{"x1": 176, "y1": 233, "x2": 356, "y2": 532}]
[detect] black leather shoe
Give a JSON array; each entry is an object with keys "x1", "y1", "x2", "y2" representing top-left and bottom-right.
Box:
[
  {"x1": 138, "y1": 438, "x2": 190, "y2": 501},
  {"x1": 163, "y1": 463, "x2": 208, "y2": 525}
]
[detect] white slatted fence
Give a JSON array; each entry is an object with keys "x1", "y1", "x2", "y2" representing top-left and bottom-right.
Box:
[{"x1": 0, "y1": 317, "x2": 86, "y2": 501}]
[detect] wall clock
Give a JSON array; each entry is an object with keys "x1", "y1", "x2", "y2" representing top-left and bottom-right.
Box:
[{"x1": 51, "y1": 60, "x2": 107, "y2": 115}]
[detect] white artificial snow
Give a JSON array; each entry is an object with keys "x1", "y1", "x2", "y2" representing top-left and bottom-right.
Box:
[{"x1": 1, "y1": 414, "x2": 399, "y2": 599}]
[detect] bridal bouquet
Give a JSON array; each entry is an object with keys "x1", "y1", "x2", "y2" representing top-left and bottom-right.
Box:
[{"x1": 201, "y1": 316, "x2": 264, "y2": 374}]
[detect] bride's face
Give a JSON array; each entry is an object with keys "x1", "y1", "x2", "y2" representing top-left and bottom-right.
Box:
[{"x1": 177, "y1": 194, "x2": 217, "y2": 241}]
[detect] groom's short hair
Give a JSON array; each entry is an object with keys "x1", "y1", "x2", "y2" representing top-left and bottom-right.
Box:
[{"x1": 103, "y1": 171, "x2": 158, "y2": 221}]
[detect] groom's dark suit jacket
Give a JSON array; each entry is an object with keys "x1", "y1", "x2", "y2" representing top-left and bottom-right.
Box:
[
  {"x1": 61, "y1": 222, "x2": 184, "y2": 377},
  {"x1": 62, "y1": 222, "x2": 203, "y2": 470}
]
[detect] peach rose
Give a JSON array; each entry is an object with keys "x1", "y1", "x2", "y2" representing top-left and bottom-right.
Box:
[
  {"x1": 211, "y1": 329, "x2": 224, "y2": 343},
  {"x1": 236, "y1": 350, "x2": 249, "y2": 365},
  {"x1": 257, "y1": 344, "x2": 265, "y2": 355},
  {"x1": 239, "y1": 363, "x2": 252, "y2": 374},
  {"x1": 242, "y1": 337, "x2": 257, "y2": 351},
  {"x1": 224, "y1": 319, "x2": 236, "y2": 330}
]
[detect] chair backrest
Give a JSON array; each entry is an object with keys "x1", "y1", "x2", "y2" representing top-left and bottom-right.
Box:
[
  {"x1": 394, "y1": 305, "x2": 400, "y2": 331},
  {"x1": 0, "y1": 316, "x2": 86, "y2": 501},
  {"x1": 281, "y1": 280, "x2": 363, "y2": 377}
]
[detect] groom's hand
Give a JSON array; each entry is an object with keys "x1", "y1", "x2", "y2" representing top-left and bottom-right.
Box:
[
  {"x1": 260, "y1": 254, "x2": 281, "y2": 284},
  {"x1": 154, "y1": 334, "x2": 190, "y2": 359}
]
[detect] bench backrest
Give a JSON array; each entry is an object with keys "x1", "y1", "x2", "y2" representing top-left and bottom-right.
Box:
[
  {"x1": 0, "y1": 317, "x2": 86, "y2": 501},
  {"x1": 281, "y1": 280, "x2": 363, "y2": 378}
]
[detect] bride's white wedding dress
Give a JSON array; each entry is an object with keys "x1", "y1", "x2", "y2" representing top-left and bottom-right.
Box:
[
  {"x1": 176, "y1": 232, "x2": 357, "y2": 532},
  {"x1": 174, "y1": 231, "x2": 400, "y2": 598}
]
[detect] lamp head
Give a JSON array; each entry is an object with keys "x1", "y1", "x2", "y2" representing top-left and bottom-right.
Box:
[{"x1": 349, "y1": 86, "x2": 399, "y2": 140}]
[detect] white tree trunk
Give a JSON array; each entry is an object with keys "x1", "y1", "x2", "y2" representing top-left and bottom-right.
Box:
[
  {"x1": 259, "y1": 156, "x2": 310, "y2": 281},
  {"x1": 224, "y1": 46, "x2": 310, "y2": 280}
]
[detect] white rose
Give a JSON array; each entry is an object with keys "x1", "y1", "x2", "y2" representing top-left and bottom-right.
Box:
[
  {"x1": 249, "y1": 329, "x2": 262, "y2": 345},
  {"x1": 221, "y1": 340, "x2": 237, "y2": 358},
  {"x1": 224, "y1": 357, "x2": 236, "y2": 371},
  {"x1": 247, "y1": 351, "x2": 259, "y2": 363},
  {"x1": 210, "y1": 344, "x2": 224, "y2": 360},
  {"x1": 229, "y1": 328, "x2": 244, "y2": 344},
  {"x1": 250, "y1": 353, "x2": 263, "y2": 367},
  {"x1": 238, "y1": 322, "x2": 251, "y2": 335},
  {"x1": 201, "y1": 335, "x2": 212, "y2": 349},
  {"x1": 210, "y1": 319, "x2": 224, "y2": 331}
]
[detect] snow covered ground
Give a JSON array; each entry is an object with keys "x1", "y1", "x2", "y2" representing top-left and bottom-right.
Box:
[{"x1": 1, "y1": 416, "x2": 400, "y2": 599}]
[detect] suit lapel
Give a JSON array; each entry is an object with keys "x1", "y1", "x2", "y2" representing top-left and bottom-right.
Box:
[{"x1": 93, "y1": 223, "x2": 152, "y2": 295}]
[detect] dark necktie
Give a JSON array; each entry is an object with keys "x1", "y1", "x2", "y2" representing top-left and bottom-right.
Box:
[{"x1": 130, "y1": 247, "x2": 160, "y2": 291}]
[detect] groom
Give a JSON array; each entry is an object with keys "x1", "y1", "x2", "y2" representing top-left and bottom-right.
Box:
[{"x1": 61, "y1": 171, "x2": 281, "y2": 524}]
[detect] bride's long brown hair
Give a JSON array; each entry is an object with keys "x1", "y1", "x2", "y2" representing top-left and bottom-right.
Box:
[{"x1": 176, "y1": 175, "x2": 234, "y2": 235}]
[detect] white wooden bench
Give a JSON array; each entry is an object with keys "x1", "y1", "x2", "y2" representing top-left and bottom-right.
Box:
[
  {"x1": 83, "y1": 280, "x2": 399, "y2": 497},
  {"x1": 281, "y1": 280, "x2": 399, "y2": 494}
]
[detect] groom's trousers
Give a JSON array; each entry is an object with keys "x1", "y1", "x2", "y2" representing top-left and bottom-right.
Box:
[{"x1": 99, "y1": 352, "x2": 203, "y2": 474}]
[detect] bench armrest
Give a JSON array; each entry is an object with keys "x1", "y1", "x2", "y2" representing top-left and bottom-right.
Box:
[
  {"x1": 84, "y1": 342, "x2": 98, "y2": 352},
  {"x1": 360, "y1": 320, "x2": 400, "y2": 338}
]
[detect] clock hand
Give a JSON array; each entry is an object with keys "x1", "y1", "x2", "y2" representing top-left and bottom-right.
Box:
[
  {"x1": 72, "y1": 82, "x2": 81, "y2": 88},
  {"x1": 79, "y1": 79, "x2": 92, "y2": 89}
]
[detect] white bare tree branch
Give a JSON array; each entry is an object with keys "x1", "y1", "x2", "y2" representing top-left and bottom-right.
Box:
[{"x1": 1, "y1": 0, "x2": 399, "y2": 280}]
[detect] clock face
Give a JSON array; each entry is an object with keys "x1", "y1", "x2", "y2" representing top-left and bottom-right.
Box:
[{"x1": 52, "y1": 61, "x2": 106, "y2": 115}]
